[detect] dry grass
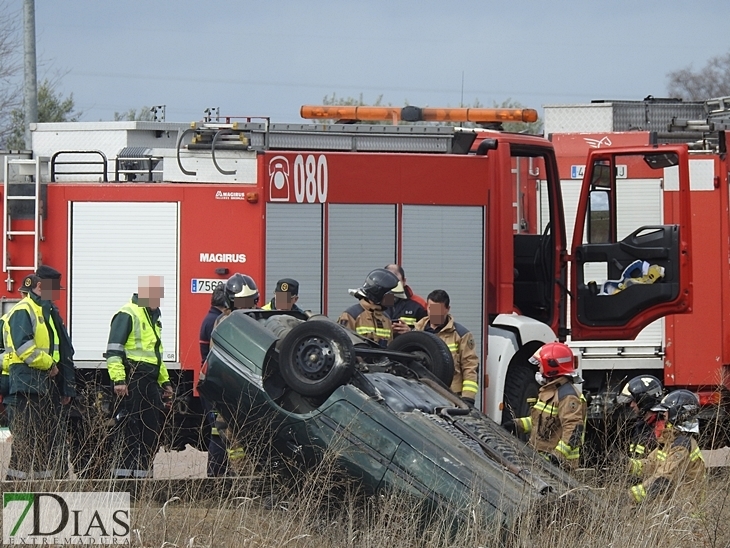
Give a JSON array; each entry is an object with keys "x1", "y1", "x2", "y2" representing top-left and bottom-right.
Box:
[{"x1": 2, "y1": 447, "x2": 730, "y2": 547}]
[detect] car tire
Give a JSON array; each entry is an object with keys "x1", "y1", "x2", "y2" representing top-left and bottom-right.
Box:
[
  {"x1": 387, "y1": 331, "x2": 454, "y2": 387},
  {"x1": 278, "y1": 320, "x2": 356, "y2": 398},
  {"x1": 501, "y1": 350, "x2": 540, "y2": 440}
]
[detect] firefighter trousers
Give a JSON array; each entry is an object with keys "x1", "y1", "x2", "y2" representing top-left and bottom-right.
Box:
[
  {"x1": 113, "y1": 364, "x2": 163, "y2": 478},
  {"x1": 201, "y1": 396, "x2": 229, "y2": 477},
  {"x1": 6, "y1": 392, "x2": 54, "y2": 479}
]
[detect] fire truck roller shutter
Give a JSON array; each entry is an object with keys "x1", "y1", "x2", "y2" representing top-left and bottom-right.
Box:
[
  {"x1": 266, "y1": 203, "x2": 323, "y2": 313},
  {"x1": 401, "y1": 205, "x2": 484, "y2": 363},
  {"x1": 540, "y1": 179, "x2": 664, "y2": 360},
  {"x1": 326, "y1": 205, "x2": 396, "y2": 318},
  {"x1": 70, "y1": 202, "x2": 179, "y2": 362}
]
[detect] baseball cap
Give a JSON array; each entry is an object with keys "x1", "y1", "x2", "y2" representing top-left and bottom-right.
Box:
[{"x1": 275, "y1": 278, "x2": 299, "y2": 295}]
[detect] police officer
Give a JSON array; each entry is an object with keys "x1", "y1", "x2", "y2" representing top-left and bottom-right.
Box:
[
  {"x1": 627, "y1": 389, "x2": 705, "y2": 504},
  {"x1": 511, "y1": 342, "x2": 587, "y2": 471},
  {"x1": 415, "y1": 290, "x2": 478, "y2": 404},
  {"x1": 383, "y1": 266, "x2": 426, "y2": 337},
  {"x1": 106, "y1": 275, "x2": 173, "y2": 478},
  {"x1": 3, "y1": 267, "x2": 70, "y2": 479},
  {"x1": 338, "y1": 269, "x2": 398, "y2": 347},
  {"x1": 261, "y1": 278, "x2": 303, "y2": 312},
  {"x1": 35, "y1": 266, "x2": 76, "y2": 478},
  {"x1": 616, "y1": 375, "x2": 664, "y2": 459}
]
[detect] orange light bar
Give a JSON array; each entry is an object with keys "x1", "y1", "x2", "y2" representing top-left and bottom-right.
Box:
[{"x1": 300, "y1": 105, "x2": 538, "y2": 124}]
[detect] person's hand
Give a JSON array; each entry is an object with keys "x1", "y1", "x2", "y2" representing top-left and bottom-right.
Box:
[
  {"x1": 162, "y1": 385, "x2": 174, "y2": 409},
  {"x1": 392, "y1": 321, "x2": 410, "y2": 335},
  {"x1": 114, "y1": 384, "x2": 128, "y2": 397},
  {"x1": 60, "y1": 396, "x2": 71, "y2": 405},
  {"x1": 503, "y1": 420, "x2": 517, "y2": 434},
  {"x1": 48, "y1": 364, "x2": 59, "y2": 377},
  {"x1": 461, "y1": 396, "x2": 475, "y2": 407},
  {"x1": 546, "y1": 453, "x2": 561, "y2": 468}
]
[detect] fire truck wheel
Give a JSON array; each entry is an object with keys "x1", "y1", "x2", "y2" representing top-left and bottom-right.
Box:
[
  {"x1": 387, "y1": 331, "x2": 454, "y2": 387},
  {"x1": 501, "y1": 347, "x2": 541, "y2": 440},
  {"x1": 278, "y1": 321, "x2": 356, "y2": 398}
]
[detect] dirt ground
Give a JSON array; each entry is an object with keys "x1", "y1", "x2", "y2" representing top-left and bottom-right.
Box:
[{"x1": 0, "y1": 428, "x2": 208, "y2": 478}]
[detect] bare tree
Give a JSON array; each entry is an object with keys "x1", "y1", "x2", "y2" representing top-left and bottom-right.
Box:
[
  {"x1": 0, "y1": 1, "x2": 23, "y2": 148},
  {"x1": 667, "y1": 50, "x2": 730, "y2": 101}
]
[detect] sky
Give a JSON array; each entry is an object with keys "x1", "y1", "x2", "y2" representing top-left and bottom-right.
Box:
[{"x1": 16, "y1": 0, "x2": 730, "y2": 124}]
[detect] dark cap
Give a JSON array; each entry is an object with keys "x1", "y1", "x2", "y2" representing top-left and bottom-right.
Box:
[
  {"x1": 19, "y1": 274, "x2": 40, "y2": 293},
  {"x1": 36, "y1": 265, "x2": 62, "y2": 281},
  {"x1": 275, "y1": 278, "x2": 299, "y2": 295}
]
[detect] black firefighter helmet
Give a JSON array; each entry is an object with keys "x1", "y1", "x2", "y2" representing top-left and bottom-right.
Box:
[{"x1": 351, "y1": 268, "x2": 399, "y2": 306}]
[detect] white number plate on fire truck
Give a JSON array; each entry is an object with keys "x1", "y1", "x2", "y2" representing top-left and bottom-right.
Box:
[
  {"x1": 571, "y1": 164, "x2": 627, "y2": 179},
  {"x1": 191, "y1": 279, "x2": 223, "y2": 293}
]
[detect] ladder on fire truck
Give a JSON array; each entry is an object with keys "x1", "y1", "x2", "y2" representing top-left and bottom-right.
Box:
[
  {"x1": 665, "y1": 96, "x2": 730, "y2": 150},
  {"x1": 2, "y1": 156, "x2": 48, "y2": 291}
]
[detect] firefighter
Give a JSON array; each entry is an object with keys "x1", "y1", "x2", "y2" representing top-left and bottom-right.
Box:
[
  {"x1": 106, "y1": 275, "x2": 173, "y2": 478},
  {"x1": 198, "y1": 282, "x2": 228, "y2": 477},
  {"x1": 414, "y1": 290, "x2": 479, "y2": 405},
  {"x1": 338, "y1": 268, "x2": 398, "y2": 347},
  {"x1": 627, "y1": 389, "x2": 705, "y2": 505},
  {"x1": 3, "y1": 267, "x2": 72, "y2": 479},
  {"x1": 616, "y1": 375, "x2": 664, "y2": 459},
  {"x1": 385, "y1": 264, "x2": 427, "y2": 308},
  {"x1": 209, "y1": 273, "x2": 259, "y2": 474},
  {"x1": 383, "y1": 265, "x2": 426, "y2": 336},
  {"x1": 511, "y1": 342, "x2": 587, "y2": 471},
  {"x1": 261, "y1": 278, "x2": 303, "y2": 312},
  {"x1": 214, "y1": 273, "x2": 260, "y2": 329}
]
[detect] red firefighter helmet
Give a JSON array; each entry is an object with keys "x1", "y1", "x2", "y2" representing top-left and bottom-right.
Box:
[{"x1": 529, "y1": 342, "x2": 576, "y2": 378}]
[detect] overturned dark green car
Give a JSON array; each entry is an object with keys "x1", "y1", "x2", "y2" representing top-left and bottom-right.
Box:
[{"x1": 197, "y1": 310, "x2": 588, "y2": 527}]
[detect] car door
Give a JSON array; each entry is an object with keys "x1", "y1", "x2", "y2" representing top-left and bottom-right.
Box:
[{"x1": 570, "y1": 145, "x2": 693, "y2": 340}]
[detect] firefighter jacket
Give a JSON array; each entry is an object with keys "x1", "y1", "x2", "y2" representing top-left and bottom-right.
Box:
[
  {"x1": 628, "y1": 414, "x2": 660, "y2": 459},
  {"x1": 4, "y1": 292, "x2": 60, "y2": 395},
  {"x1": 627, "y1": 426, "x2": 706, "y2": 504},
  {"x1": 199, "y1": 306, "x2": 223, "y2": 363},
  {"x1": 385, "y1": 297, "x2": 427, "y2": 329},
  {"x1": 404, "y1": 285, "x2": 427, "y2": 309},
  {"x1": 514, "y1": 376, "x2": 587, "y2": 470},
  {"x1": 106, "y1": 294, "x2": 171, "y2": 388},
  {"x1": 338, "y1": 299, "x2": 392, "y2": 347},
  {"x1": 415, "y1": 315, "x2": 479, "y2": 399}
]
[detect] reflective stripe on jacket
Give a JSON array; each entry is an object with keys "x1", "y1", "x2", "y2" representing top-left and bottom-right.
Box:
[
  {"x1": 514, "y1": 376, "x2": 587, "y2": 470},
  {"x1": 338, "y1": 300, "x2": 392, "y2": 347},
  {"x1": 106, "y1": 298, "x2": 170, "y2": 387},
  {"x1": 628, "y1": 427, "x2": 706, "y2": 503},
  {"x1": 415, "y1": 315, "x2": 479, "y2": 399},
  {"x1": 4, "y1": 294, "x2": 58, "y2": 370}
]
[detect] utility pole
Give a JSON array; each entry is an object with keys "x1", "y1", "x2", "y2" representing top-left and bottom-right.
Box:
[{"x1": 23, "y1": 0, "x2": 38, "y2": 150}]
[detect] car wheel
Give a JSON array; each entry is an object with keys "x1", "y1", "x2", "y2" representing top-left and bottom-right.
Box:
[
  {"x1": 387, "y1": 331, "x2": 454, "y2": 387},
  {"x1": 278, "y1": 321, "x2": 356, "y2": 398}
]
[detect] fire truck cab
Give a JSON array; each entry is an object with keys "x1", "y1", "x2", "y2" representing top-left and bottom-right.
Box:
[
  {"x1": 547, "y1": 97, "x2": 730, "y2": 443},
  {"x1": 0, "y1": 107, "x2": 694, "y2": 448}
]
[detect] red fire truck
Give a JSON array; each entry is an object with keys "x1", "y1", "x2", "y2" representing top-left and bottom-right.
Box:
[
  {"x1": 545, "y1": 97, "x2": 730, "y2": 441},
  {"x1": 0, "y1": 105, "x2": 695, "y2": 450}
]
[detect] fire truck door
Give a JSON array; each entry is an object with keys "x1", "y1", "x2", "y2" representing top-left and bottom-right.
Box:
[{"x1": 569, "y1": 146, "x2": 693, "y2": 340}]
